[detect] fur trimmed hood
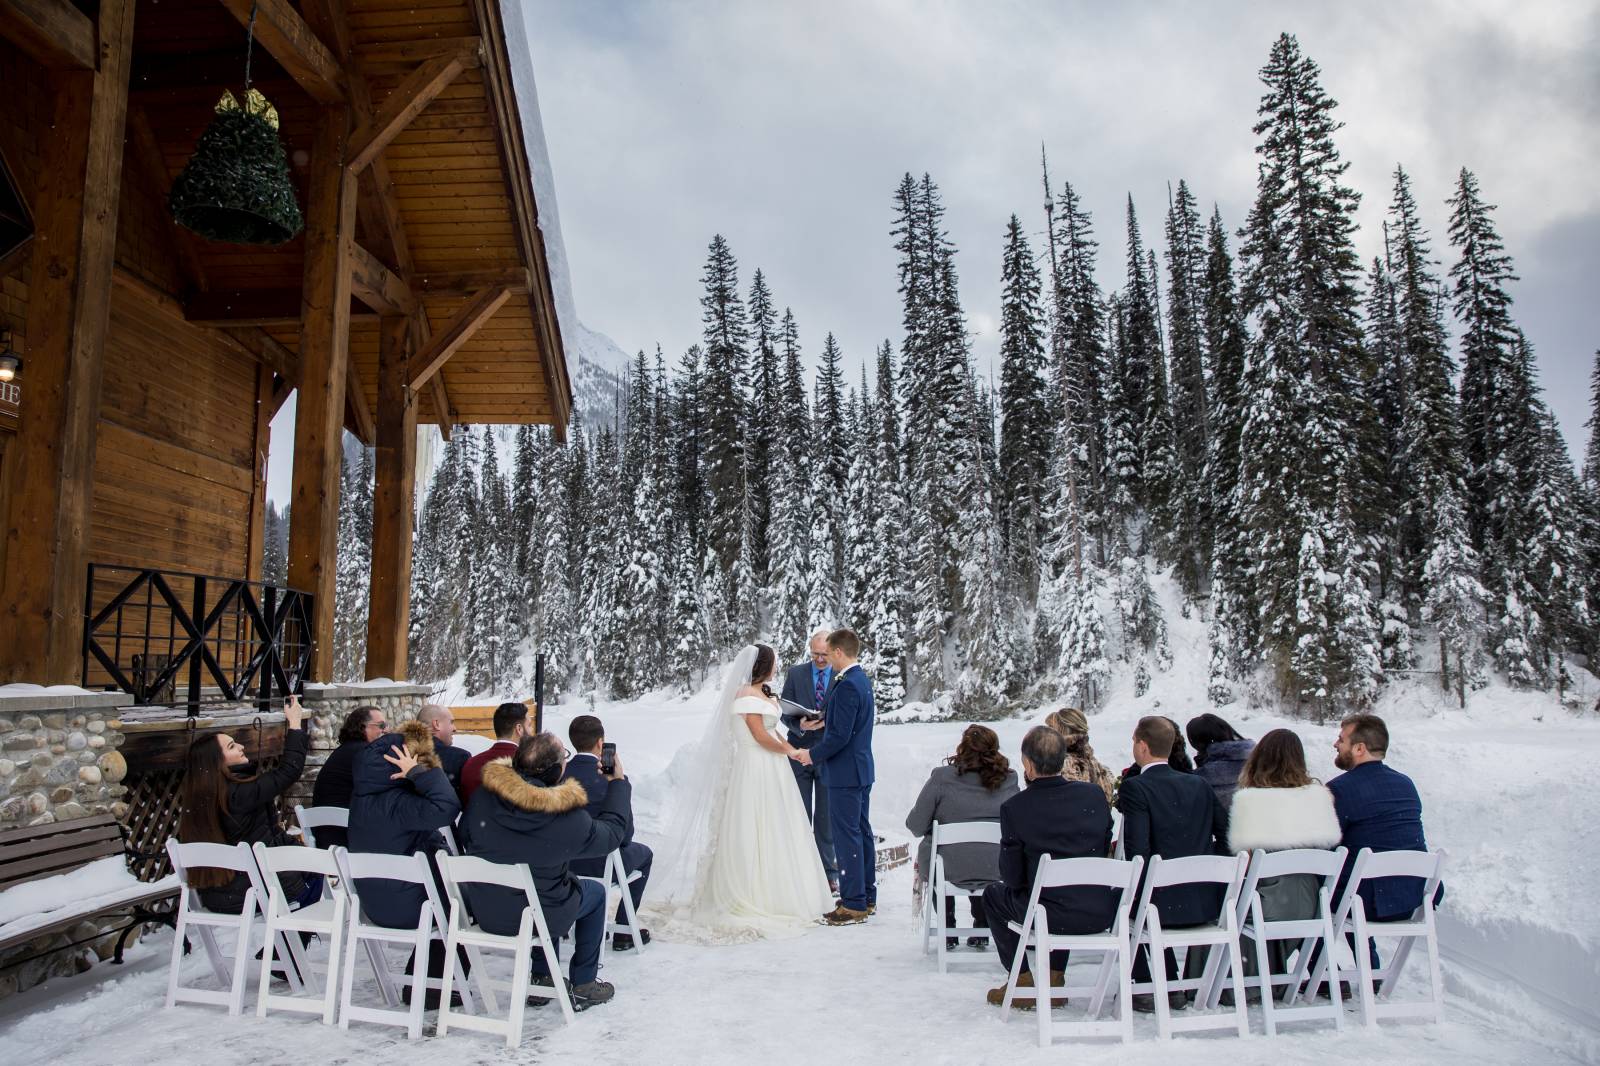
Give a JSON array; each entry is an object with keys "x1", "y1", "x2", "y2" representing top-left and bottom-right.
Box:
[
  {"x1": 399, "y1": 720, "x2": 440, "y2": 769},
  {"x1": 1229, "y1": 784, "x2": 1341, "y2": 854},
  {"x1": 481, "y1": 759, "x2": 589, "y2": 814}
]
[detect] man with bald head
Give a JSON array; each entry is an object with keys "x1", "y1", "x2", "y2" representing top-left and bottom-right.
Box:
[{"x1": 417, "y1": 704, "x2": 470, "y2": 793}]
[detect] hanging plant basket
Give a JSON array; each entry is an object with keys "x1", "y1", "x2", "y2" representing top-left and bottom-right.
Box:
[{"x1": 169, "y1": 88, "x2": 304, "y2": 246}]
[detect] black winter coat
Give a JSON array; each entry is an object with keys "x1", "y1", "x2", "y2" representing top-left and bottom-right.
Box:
[
  {"x1": 1117, "y1": 763, "x2": 1230, "y2": 927},
  {"x1": 347, "y1": 722, "x2": 460, "y2": 930},
  {"x1": 462, "y1": 760, "x2": 630, "y2": 939},
  {"x1": 308, "y1": 739, "x2": 363, "y2": 848},
  {"x1": 997, "y1": 776, "x2": 1118, "y2": 933},
  {"x1": 198, "y1": 728, "x2": 310, "y2": 914}
]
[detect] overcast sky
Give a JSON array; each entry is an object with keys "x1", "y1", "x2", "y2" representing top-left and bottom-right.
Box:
[{"x1": 520, "y1": 0, "x2": 1600, "y2": 457}]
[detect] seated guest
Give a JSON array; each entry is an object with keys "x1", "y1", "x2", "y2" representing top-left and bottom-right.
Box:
[
  {"x1": 564, "y1": 714, "x2": 653, "y2": 950},
  {"x1": 1328, "y1": 713, "x2": 1438, "y2": 933},
  {"x1": 464, "y1": 733, "x2": 631, "y2": 1011},
  {"x1": 459, "y1": 701, "x2": 533, "y2": 804},
  {"x1": 1118, "y1": 715, "x2": 1229, "y2": 1011},
  {"x1": 906, "y1": 725, "x2": 1019, "y2": 950},
  {"x1": 981, "y1": 727, "x2": 1116, "y2": 1007},
  {"x1": 1187, "y1": 713, "x2": 1254, "y2": 810},
  {"x1": 1229, "y1": 729, "x2": 1341, "y2": 986},
  {"x1": 179, "y1": 694, "x2": 317, "y2": 914},
  {"x1": 348, "y1": 718, "x2": 462, "y2": 1001},
  {"x1": 1042, "y1": 707, "x2": 1116, "y2": 804},
  {"x1": 417, "y1": 704, "x2": 470, "y2": 792},
  {"x1": 309, "y1": 705, "x2": 386, "y2": 847},
  {"x1": 1119, "y1": 715, "x2": 1194, "y2": 784}
]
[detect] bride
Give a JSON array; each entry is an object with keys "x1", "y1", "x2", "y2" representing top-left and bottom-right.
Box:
[{"x1": 646, "y1": 644, "x2": 837, "y2": 940}]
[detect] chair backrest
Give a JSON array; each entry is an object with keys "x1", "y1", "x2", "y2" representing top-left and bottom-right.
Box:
[
  {"x1": 1244, "y1": 846, "x2": 1347, "y2": 882},
  {"x1": 931, "y1": 820, "x2": 1002, "y2": 849},
  {"x1": 1332, "y1": 848, "x2": 1444, "y2": 925},
  {"x1": 293, "y1": 805, "x2": 349, "y2": 848},
  {"x1": 335, "y1": 847, "x2": 433, "y2": 887},
  {"x1": 440, "y1": 853, "x2": 535, "y2": 895},
  {"x1": 253, "y1": 841, "x2": 343, "y2": 879},
  {"x1": 166, "y1": 838, "x2": 271, "y2": 913},
  {"x1": 1034, "y1": 854, "x2": 1144, "y2": 891},
  {"x1": 439, "y1": 824, "x2": 462, "y2": 856},
  {"x1": 1145, "y1": 853, "x2": 1245, "y2": 889}
]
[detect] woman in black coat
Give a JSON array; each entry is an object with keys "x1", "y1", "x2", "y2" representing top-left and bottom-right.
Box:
[{"x1": 177, "y1": 695, "x2": 316, "y2": 914}]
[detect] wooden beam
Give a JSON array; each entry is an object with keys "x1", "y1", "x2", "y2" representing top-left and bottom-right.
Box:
[
  {"x1": 215, "y1": 0, "x2": 346, "y2": 104},
  {"x1": 245, "y1": 365, "x2": 275, "y2": 582},
  {"x1": 286, "y1": 107, "x2": 356, "y2": 682},
  {"x1": 0, "y1": 0, "x2": 95, "y2": 70},
  {"x1": 268, "y1": 374, "x2": 294, "y2": 420},
  {"x1": 345, "y1": 45, "x2": 478, "y2": 174},
  {"x1": 221, "y1": 326, "x2": 300, "y2": 382},
  {"x1": 364, "y1": 315, "x2": 415, "y2": 680},
  {"x1": 416, "y1": 266, "x2": 529, "y2": 296},
  {"x1": 187, "y1": 289, "x2": 377, "y2": 326},
  {"x1": 349, "y1": 242, "x2": 414, "y2": 315},
  {"x1": 344, "y1": 349, "x2": 375, "y2": 446},
  {"x1": 0, "y1": 0, "x2": 135, "y2": 683},
  {"x1": 406, "y1": 284, "x2": 512, "y2": 391},
  {"x1": 126, "y1": 106, "x2": 208, "y2": 294}
]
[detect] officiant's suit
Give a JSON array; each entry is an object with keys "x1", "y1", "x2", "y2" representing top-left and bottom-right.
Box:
[
  {"x1": 807, "y1": 664, "x2": 876, "y2": 913},
  {"x1": 780, "y1": 660, "x2": 839, "y2": 883}
]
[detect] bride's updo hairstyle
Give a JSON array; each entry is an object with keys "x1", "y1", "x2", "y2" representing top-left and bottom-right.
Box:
[
  {"x1": 749, "y1": 644, "x2": 776, "y2": 685},
  {"x1": 947, "y1": 724, "x2": 1011, "y2": 791}
]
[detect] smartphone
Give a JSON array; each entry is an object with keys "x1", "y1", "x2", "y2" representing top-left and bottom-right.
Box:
[{"x1": 600, "y1": 742, "x2": 617, "y2": 775}]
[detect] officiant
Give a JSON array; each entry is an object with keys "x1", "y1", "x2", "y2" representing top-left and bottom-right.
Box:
[{"x1": 781, "y1": 628, "x2": 840, "y2": 892}]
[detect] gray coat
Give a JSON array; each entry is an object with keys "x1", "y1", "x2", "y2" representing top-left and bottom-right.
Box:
[{"x1": 905, "y1": 765, "x2": 1021, "y2": 888}]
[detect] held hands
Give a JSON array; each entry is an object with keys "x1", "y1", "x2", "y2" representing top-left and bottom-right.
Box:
[
  {"x1": 383, "y1": 744, "x2": 418, "y2": 780},
  {"x1": 792, "y1": 748, "x2": 813, "y2": 766},
  {"x1": 283, "y1": 693, "x2": 304, "y2": 731}
]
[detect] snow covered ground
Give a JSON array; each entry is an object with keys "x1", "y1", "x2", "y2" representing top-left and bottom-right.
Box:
[{"x1": 4, "y1": 578, "x2": 1598, "y2": 1063}]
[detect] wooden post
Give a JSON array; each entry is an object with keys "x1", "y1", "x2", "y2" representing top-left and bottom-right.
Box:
[
  {"x1": 244, "y1": 364, "x2": 275, "y2": 583},
  {"x1": 0, "y1": 0, "x2": 135, "y2": 684},
  {"x1": 364, "y1": 314, "x2": 416, "y2": 680},
  {"x1": 286, "y1": 107, "x2": 356, "y2": 682}
]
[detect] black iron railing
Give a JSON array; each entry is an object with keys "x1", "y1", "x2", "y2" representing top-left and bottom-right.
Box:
[{"x1": 81, "y1": 564, "x2": 314, "y2": 715}]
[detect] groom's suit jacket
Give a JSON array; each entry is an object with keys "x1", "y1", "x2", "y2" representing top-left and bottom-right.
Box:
[{"x1": 807, "y1": 664, "x2": 874, "y2": 788}]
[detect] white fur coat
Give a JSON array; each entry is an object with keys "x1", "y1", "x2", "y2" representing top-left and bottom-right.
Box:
[{"x1": 1228, "y1": 784, "x2": 1342, "y2": 854}]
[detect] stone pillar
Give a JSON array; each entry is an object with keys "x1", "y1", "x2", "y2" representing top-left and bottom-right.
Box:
[{"x1": 0, "y1": 690, "x2": 129, "y2": 827}]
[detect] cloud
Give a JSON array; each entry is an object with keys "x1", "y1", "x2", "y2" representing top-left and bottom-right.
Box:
[{"x1": 524, "y1": 0, "x2": 1600, "y2": 450}]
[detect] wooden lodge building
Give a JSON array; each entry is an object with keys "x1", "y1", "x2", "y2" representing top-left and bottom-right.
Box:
[{"x1": 0, "y1": 0, "x2": 575, "y2": 697}]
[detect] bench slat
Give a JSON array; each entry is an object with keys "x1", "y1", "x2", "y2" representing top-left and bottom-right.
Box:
[
  {"x1": 0, "y1": 882, "x2": 179, "y2": 956},
  {"x1": 0, "y1": 841, "x2": 131, "y2": 891},
  {"x1": 0, "y1": 813, "x2": 120, "y2": 847},
  {"x1": 0, "y1": 825, "x2": 123, "y2": 865}
]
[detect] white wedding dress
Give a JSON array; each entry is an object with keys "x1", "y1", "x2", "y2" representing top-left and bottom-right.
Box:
[{"x1": 645, "y1": 648, "x2": 836, "y2": 942}]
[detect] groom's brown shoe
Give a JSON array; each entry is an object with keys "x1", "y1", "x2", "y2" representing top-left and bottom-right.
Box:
[{"x1": 820, "y1": 905, "x2": 868, "y2": 925}]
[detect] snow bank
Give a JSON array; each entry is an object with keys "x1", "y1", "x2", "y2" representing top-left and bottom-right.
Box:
[{"x1": 0, "y1": 857, "x2": 177, "y2": 943}]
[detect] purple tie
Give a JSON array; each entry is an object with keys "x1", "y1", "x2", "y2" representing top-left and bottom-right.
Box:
[{"x1": 815, "y1": 670, "x2": 827, "y2": 710}]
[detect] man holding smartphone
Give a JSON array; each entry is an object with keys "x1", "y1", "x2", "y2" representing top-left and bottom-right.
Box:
[{"x1": 563, "y1": 714, "x2": 652, "y2": 950}]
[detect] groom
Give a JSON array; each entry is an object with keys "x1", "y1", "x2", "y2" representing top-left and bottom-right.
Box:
[{"x1": 794, "y1": 628, "x2": 876, "y2": 925}]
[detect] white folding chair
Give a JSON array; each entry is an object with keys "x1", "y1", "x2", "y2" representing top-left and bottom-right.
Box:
[
  {"x1": 999, "y1": 855, "x2": 1144, "y2": 1047},
  {"x1": 164, "y1": 839, "x2": 281, "y2": 1014},
  {"x1": 1310, "y1": 848, "x2": 1445, "y2": 1029},
  {"x1": 1126, "y1": 853, "x2": 1250, "y2": 1039},
  {"x1": 917, "y1": 820, "x2": 1001, "y2": 973},
  {"x1": 436, "y1": 854, "x2": 574, "y2": 1048},
  {"x1": 293, "y1": 804, "x2": 349, "y2": 850},
  {"x1": 334, "y1": 848, "x2": 476, "y2": 1039},
  {"x1": 440, "y1": 824, "x2": 462, "y2": 856},
  {"x1": 1204, "y1": 847, "x2": 1347, "y2": 1035},
  {"x1": 252, "y1": 843, "x2": 347, "y2": 1023},
  {"x1": 577, "y1": 849, "x2": 647, "y2": 956}
]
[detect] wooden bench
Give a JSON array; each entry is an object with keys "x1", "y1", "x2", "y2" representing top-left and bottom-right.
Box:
[{"x1": 0, "y1": 813, "x2": 179, "y2": 969}]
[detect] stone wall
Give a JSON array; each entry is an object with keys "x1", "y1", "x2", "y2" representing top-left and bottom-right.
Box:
[
  {"x1": 0, "y1": 691, "x2": 130, "y2": 828},
  {"x1": 0, "y1": 689, "x2": 133, "y2": 998},
  {"x1": 292, "y1": 682, "x2": 438, "y2": 811}
]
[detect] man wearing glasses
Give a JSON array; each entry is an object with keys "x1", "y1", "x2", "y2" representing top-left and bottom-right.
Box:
[
  {"x1": 308, "y1": 705, "x2": 387, "y2": 848},
  {"x1": 780, "y1": 628, "x2": 840, "y2": 893}
]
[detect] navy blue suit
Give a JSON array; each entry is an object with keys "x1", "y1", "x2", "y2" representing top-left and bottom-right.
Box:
[
  {"x1": 562, "y1": 753, "x2": 653, "y2": 923},
  {"x1": 1327, "y1": 760, "x2": 1432, "y2": 920},
  {"x1": 779, "y1": 661, "x2": 837, "y2": 880},
  {"x1": 807, "y1": 663, "x2": 875, "y2": 911}
]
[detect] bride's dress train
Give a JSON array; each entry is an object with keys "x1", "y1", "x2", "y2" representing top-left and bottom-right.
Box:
[{"x1": 643, "y1": 649, "x2": 836, "y2": 943}]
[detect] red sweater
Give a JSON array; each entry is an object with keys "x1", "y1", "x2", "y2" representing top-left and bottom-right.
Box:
[{"x1": 459, "y1": 741, "x2": 518, "y2": 805}]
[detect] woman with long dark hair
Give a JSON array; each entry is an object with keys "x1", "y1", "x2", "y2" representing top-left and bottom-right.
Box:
[
  {"x1": 1187, "y1": 712, "x2": 1254, "y2": 809},
  {"x1": 906, "y1": 724, "x2": 1021, "y2": 948},
  {"x1": 177, "y1": 694, "x2": 317, "y2": 914}
]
